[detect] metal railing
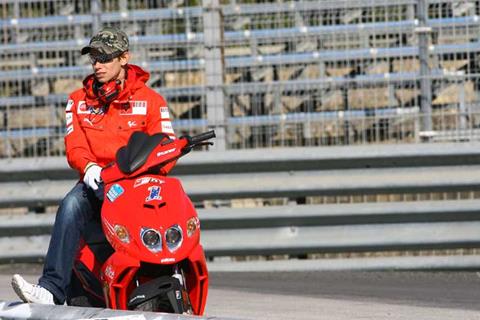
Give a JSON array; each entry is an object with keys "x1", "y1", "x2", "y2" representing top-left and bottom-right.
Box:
[
  {"x1": 1, "y1": 143, "x2": 480, "y2": 269},
  {"x1": 0, "y1": 300, "x2": 222, "y2": 320},
  {"x1": 2, "y1": 200, "x2": 480, "y2": 265}
]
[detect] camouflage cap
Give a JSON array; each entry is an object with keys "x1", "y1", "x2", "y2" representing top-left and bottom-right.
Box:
[{"x1": 81, "y1": 27, "x2": 129, "y2": 55}]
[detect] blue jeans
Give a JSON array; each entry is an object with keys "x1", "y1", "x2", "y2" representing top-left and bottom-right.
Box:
[{"x1": 38, "y1": 182, "x2": 102, "y2": 304}]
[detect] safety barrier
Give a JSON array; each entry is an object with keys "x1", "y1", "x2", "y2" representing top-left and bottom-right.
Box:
[
  {"x1": 2, "y1": 142, "x2": 480, "y2": 205},
  {"x1": 0, "y1": 300, "x2": 230, "y2": 320},
  {"x1": 2, "y1": 199, "x2": 480, "y2": 265},
  {"x1": 1, "y1": 143, "x2": 480, "y2": 269}
]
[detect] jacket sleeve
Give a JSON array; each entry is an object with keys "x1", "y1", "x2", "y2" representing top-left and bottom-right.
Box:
[
  {"x1": 146, "y1": 94, "x2": 177, "y2": 174},
  {"x1": 146, "y1": 94, "x2": 176, "y2": 139},
  {"x1": 64, "y1": 96, "x2": 96, "y2": 174}
]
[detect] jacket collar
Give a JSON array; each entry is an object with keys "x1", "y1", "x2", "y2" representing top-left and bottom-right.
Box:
[{"x1": 83, "y1": 64, "x2": 150, "y2": 108}]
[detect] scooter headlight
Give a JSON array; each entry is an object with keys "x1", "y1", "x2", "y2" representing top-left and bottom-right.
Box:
[
  {"x1": 165, "y1": 225, "x2": 183, "y2": 252},
  {"x1": 141, "y1": 228, "x2": 162, "y2": 253}
]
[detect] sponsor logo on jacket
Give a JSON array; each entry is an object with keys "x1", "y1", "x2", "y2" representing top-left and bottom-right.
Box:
[
  {"x1": 160, "y1": 106, "x2": 170, "y2": 119},
  {"x1": 77, "y1": 101, "x2": 90, "y2": 114},
  {"x1": 120, "y1": 101, "x2": 147, "y2": 115},
  {"x1": 66, "y1": 113, "x2": 73, "y2": 126},
  {"x1": 77, "y1": 101, "x2": 105, "y2": 115},
  {"x1": 65, "y1": 99, "x2": 74, "y2": 112},
  {"x1": 161, "y1": 121, "x2": 174, "y2": 134}
]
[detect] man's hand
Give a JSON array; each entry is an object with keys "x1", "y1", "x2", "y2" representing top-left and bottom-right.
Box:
[{"x1": 83, "y1": 163, "x2": 102, "y2": 190}]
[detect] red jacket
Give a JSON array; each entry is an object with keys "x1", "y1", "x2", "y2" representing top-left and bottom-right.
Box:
[{"x1": 65, "y1": 64, "x2": 175, "y2": 176}]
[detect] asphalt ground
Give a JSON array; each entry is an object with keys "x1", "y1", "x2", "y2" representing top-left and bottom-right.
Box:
[{"x1": 0, "y1": 264, "x2": 479, "y2": 319}]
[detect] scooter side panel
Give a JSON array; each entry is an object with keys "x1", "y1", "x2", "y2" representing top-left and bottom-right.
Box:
[
  {"x1": 185, "y1": 244, "x2": 209, "y2": 315},
  {"x1": 101, "y1": 251, "x2": 140, "y2": 309}
]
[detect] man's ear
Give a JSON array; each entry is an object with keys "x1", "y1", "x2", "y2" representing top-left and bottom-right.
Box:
[{"x1": 120, "y1": 51, "x2": 130, "y2": 66}]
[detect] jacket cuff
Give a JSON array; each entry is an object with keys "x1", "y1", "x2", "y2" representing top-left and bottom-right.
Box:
[{"x1": 83, "y1": 162, "x2": 98, "y2": 173}]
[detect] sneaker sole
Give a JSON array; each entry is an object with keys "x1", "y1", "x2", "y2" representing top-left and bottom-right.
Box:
[{"x1": 11, "y1": 275, "x2": 30, "y2": 303}]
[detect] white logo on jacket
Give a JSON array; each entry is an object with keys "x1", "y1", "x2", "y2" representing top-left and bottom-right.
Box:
[
  {"x1": 65, "y1": 113, "x2": 73, "y2": 126},
  {"x1": 128, "y1": 120, "x2": 137, "y2": 128},
  {"x1": 160, "y1": 106, "x2": 170, "y2": 119},
  {"x1": 161, "y1": 121, "x2": 174, "y2": 134},
  {"x1": 132, "y1": 101, "x2": 147, "y2": 115},
  {"x1": 121, "y1": 101, "x2": 147, "y2": 115},
  {"x1": 65, "y1": 99, "x2": 74, "y2": 112},
  {"x1": 77, "y1": 101, "x2": 89, "y2": 114}
]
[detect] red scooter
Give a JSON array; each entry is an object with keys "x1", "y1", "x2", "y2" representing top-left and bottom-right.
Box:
[{"x1": 67, "y1": 131, "x2": 215, "y2": 315}]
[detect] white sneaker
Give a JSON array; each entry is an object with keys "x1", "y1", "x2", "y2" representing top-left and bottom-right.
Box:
[{"x1": 11, "y1": 274, "x2": 55, "y2": 305}]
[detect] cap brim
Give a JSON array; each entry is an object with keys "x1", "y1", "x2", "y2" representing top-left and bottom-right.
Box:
[{"x1": 81, "y1": 46, "x2": 92, "y2": 55}]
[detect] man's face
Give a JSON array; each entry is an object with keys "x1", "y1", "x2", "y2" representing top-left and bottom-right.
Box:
[{"x1": 89, "y1": 49, "x2": 129, "y2": 83}]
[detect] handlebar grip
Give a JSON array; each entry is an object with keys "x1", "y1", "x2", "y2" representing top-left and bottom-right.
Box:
[{"x1": 190, "y1": 130, "x2": 216, "y2": 145}]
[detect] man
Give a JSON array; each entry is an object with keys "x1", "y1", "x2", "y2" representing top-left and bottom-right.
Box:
[{"x1": 11, "y1": 27, "x2": 176, "y2": 305}]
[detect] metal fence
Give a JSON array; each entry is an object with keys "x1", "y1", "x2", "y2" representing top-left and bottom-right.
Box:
[{"x1": 1, "y1": 0, "x2": 480, "y2": 157}]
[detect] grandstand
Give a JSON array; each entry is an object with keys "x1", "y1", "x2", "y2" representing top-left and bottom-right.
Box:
[{"x1": 1, "y1": 0, "x2": 480, "y2": 157}]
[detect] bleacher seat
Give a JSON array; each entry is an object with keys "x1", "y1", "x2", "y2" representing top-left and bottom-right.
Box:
[
  {"x1": 320, "y1": 90, "x2": 345, "y2": 111},
  {"x1": 394, "y1": 88, "x2": 419, "y2": 105},
  {"x1": 1, "y1": 1, "x2": 480, "y2": 154},
  {"x1": 348, "y1": 87, "x2": 396, "y2": 109},
  {"x1": 164, "y1": 71, "x2": 204, "y2": 88},
  {"x1": 433, "y1": 81, "x2": 475, "y2": 106},
  {"x1": 440, "y1": 59, "x2": 468, "y2": 72},
  {"x1": 169, "y1": 101, "x2": 199, "y2": 119}
]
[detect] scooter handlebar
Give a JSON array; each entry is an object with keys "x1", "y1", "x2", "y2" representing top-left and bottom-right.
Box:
[{"x1": 189, "y1": 130, "x2": 216, "y2": 145}]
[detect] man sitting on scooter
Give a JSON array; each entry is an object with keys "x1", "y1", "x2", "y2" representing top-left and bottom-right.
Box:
[{"x1": 11, "y1": 26, "x2": 176, "y2": 305}]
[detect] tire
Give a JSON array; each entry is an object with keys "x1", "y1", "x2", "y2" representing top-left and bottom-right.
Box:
[{"x1": 133, "y1": 295, "x2": 174, "y2": 313}]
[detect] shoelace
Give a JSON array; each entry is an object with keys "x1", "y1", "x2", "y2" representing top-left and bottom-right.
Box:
[{"x1": 29, "y1": 284, "x2": 53, "y2": 301}]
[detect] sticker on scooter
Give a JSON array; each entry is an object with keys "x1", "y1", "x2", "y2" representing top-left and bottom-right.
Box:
[
  {"x1": 107, "y1": 184, "x2": 124, "y2": 202},
  {"x1": 104, "y1": 265, "x2": 115, "y2": 280},
  {"x1": 134, "y1": 176, "x2": 165, "y2": 188},
  {"x1": 146, "y1": 185, "x2": 162, "y2": 202}
]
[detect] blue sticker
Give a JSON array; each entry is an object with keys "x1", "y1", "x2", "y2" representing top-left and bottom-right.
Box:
[
  {"x1": 146, "y1": 186, "x2": 162, "y2": 202},
  {"x1": 107, "y1": 184, "x2": 124, "y2": 202}
]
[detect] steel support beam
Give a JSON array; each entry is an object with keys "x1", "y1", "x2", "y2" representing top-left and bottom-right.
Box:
[
  {"x1": 417, "y1": 0, "x2": 433, "y2": 134},
  {"x1": 203, "y1": 0, "x2": 227, "y2": 150},
  {"x1": 91, "y1": 0, "x2": 102, "y2": 33}
]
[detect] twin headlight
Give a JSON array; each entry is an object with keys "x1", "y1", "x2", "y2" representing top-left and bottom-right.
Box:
[
  {"x1": 141, "y1": 225, "x2": 184, "y2": 253},
  {"x1": 165, "y1": 226, "x2": 183, "y2": 251},
  {"x1": 111, "y1": 218, "x2": 199, "y2": 254},
  {"x1": 140, "y1": 228, "x2": 162, "y2": 252}
]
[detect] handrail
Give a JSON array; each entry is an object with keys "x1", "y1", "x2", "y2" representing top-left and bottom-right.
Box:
[
  {"x1": 1, "y1": 16, "x2": 478, "y2": 54},
  {"x1": 1, "y1": 37, "x2": 478, "y2": 82},
  {"x1": 0, "y1": 106, "x2": 420, "y2": 139}
]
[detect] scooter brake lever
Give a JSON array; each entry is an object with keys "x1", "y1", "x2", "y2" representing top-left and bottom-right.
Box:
[{"x1": 197, "y1": 142, "x2": 214, "y2": 146}]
